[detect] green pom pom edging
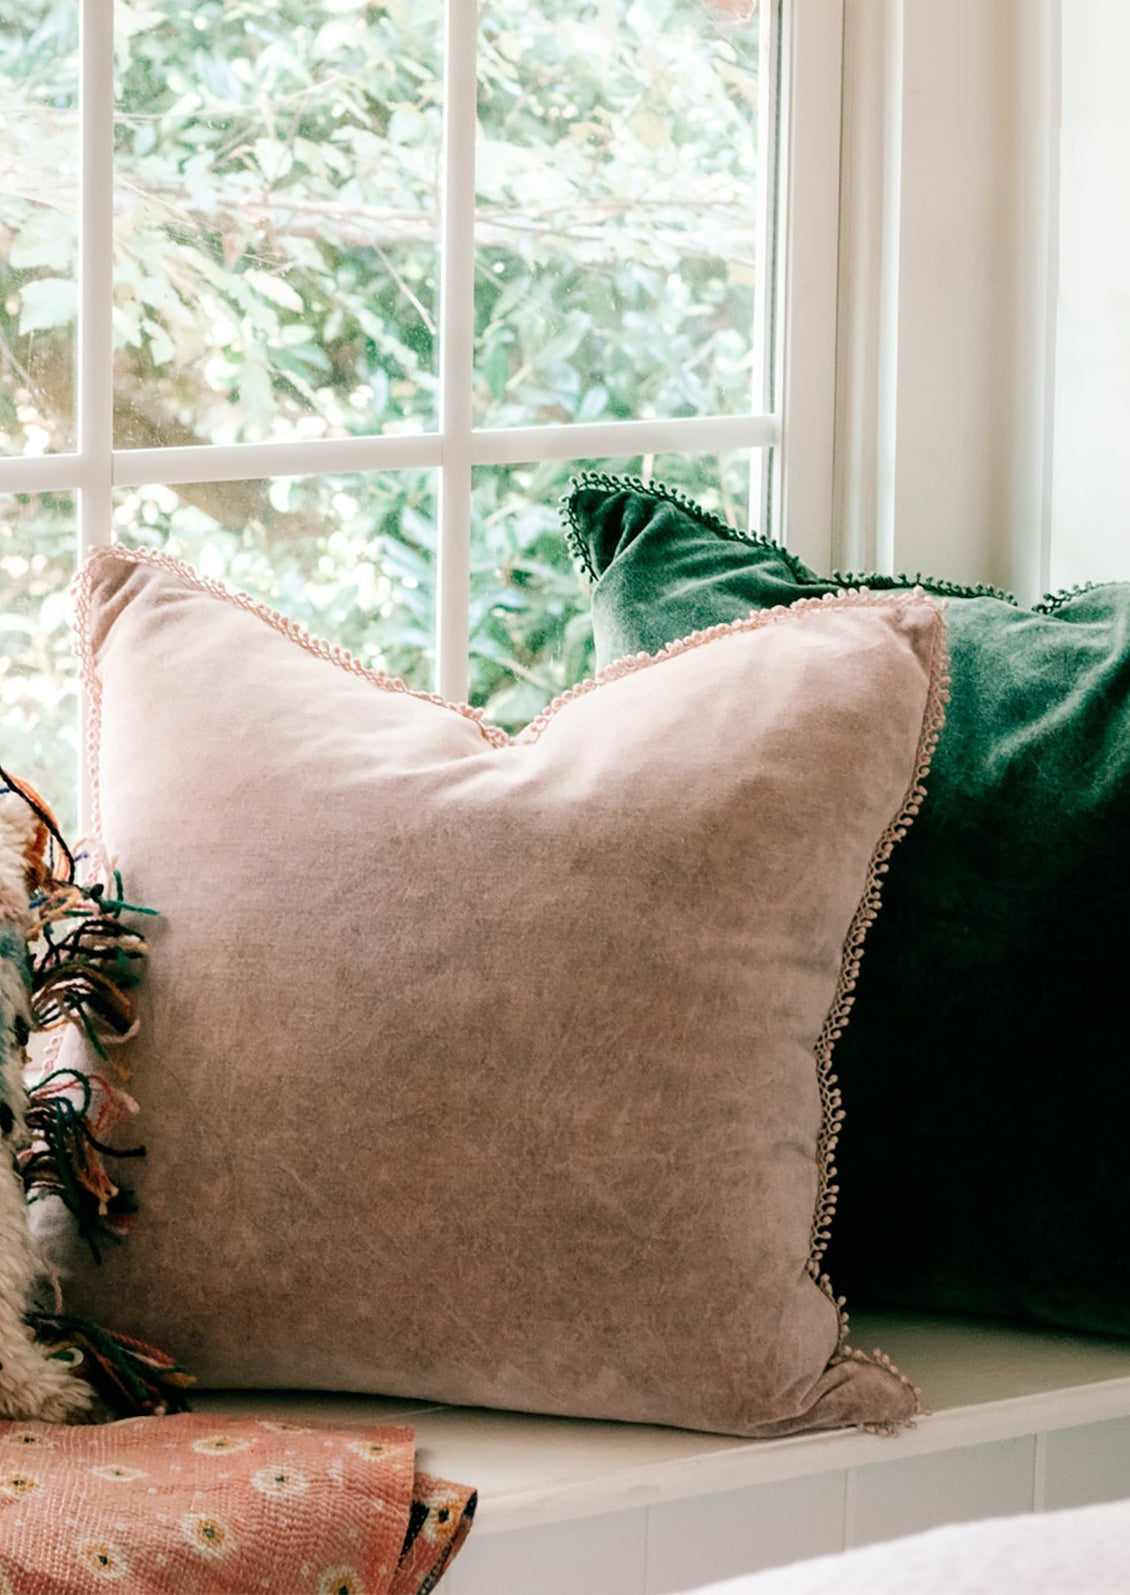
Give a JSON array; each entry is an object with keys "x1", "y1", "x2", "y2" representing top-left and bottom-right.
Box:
[{"x1": 561, "y1": 471, "x2": 1020, "y2": 606}]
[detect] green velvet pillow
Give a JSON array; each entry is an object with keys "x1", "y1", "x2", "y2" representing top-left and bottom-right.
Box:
[{"x1": 564, "y1": 472, "x2": 1130, "y2": 1338}]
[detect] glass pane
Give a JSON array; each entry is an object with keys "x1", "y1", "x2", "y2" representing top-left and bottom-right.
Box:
[
  {"x1": 0, "y1": 1, "x2": 79, "y2": 456},
  {"x1": 642, "y1": 449, "x2": 754, "y2": 528},
  {"x1": 475, "y1": 0, "x2": 759, "y2": 429},
  {"x1": 470, "y1": 451, "x2": 754, "y2": 732},
  {"x1": 113, "y1": 0, "x2": 442, "y2": 449},
  {"x1": 0, "y1": 493, "x2": 77, "y2": 835},
  {"x1": 113, "y1": 471, "x2": 436, "y2": 691}
]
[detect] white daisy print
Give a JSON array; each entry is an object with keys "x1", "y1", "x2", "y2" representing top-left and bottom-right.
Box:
[
  {"x1": 344, "y1": 1439, "x2": 387, "y2": 1462},
  {"x1": 76, "y1": 1539, "x2": 129, "y2": 1580},
  {"x1": 317, "y1": 1568, "x2": 365, "y2": 1595},
  {"x1": 90, "y1": 1465, "x2": 148, "y2": 1483},
  {"x1": 259, "y1": 1419, "x2": 310, "y2": 1434},
  {"x1": 191, "y1": 1433, "x2": 252, "y2": 1456},
  {"x1": 0, "y1": 1474, "x2": 37, "y2": 1498},
  {"x1": 250, "y1": 1464, "x2": 309, "y2": 1496},
  {"x1": 2, "y1": 1432, "x2": 51, "y2": 1450},
  {"x1": 421, "y1": 1496, "x2": 462, "y2": 1545},
  {"x1": 181, "y1": 1512, "x2": 235, "y2": 1559}
]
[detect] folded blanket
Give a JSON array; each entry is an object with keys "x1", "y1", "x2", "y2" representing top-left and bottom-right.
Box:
[{"x1": 0, "y1": 1413, "x2": 475, "y2": 1594}]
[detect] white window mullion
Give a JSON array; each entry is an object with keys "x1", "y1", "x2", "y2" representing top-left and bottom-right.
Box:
[
  {"x1": 471, "y1": 415, "x2": 776, "y2": 469},
  {"x1": 772, "y1": 0, "x2": 843, "y2": 572},
  {"x1": 436, "y1": 0, "x2": 478, "y2": 706},
  {"x1": 77, "y1": 0, "x2": 114, "y2": 559},
  {"x1": 753, "y1": 0, "x2": 781, "y2": 537},
  {"x1": 77, "y1": 0, "x2": 115, "y2": 836},
  {"x1": 112, "y1": 435, "x2": 445, "y2": 490},
  {"x1": 102, "y1": 415, "x2": 777, "y2": 493},
  {"x1": 0, "y1": 456, "x2": 83, "y2": 494}
]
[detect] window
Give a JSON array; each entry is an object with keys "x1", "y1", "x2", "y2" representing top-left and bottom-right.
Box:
[{"x1": 0, "y1": 0, "x2": 840, "y2": 833}]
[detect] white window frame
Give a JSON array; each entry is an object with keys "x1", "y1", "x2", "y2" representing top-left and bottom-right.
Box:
[
  {"x1": 770, "y1": 0, "x2": 843, "y2": 576},
  {"x1": 0, "y1": 0, "x2": 844, "y2": 816},
  {"x1": 830, "y1": 0, "x2": 1060, "y2": 601}
]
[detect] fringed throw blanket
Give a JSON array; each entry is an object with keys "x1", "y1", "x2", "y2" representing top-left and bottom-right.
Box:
[
  {"x1": 0, "y1": 1412, "x2": 475, "y2": 1594},
  {"x1": 0, "y1": 766, "x2": 189, "y2": 1422}
]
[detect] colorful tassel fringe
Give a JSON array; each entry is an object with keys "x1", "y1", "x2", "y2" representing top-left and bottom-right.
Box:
[
  {"x1": 0, "y1": 766, "x2": 193, "y2": 1418},
  {"x1": 29, "y1": 1313, "x2": 194, "y2": 1417},
  {"x1": 18, "y1": 829, "x2": 153, "y2": 1259},
  {"x1": 21, "y1": 1067, "x2": 143, "y2": 1261},
  {"x1": 29, "y1": 870, "x2": 154, "y2": 1064}
]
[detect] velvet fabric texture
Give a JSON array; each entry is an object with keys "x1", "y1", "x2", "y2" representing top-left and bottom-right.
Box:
[
  {"x1": 49, "y1": 545, "x2": 948, "y2": 1438},
  {"x1": 565, "y1": 473, "x2": 1130, "y2": 1336}
]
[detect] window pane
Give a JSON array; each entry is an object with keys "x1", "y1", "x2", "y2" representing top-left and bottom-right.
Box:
[
  {"x1": 0, "y1": 493, "x2": 77, "y2": 835},
  {"x1": 113, "y1": 472, "x2": 435, "y2": 691},
  {"x1": 474, "y1": 0, "x2": 759, "y2": 429},
  {"x1": 113, "y1": 0, "x2": 442, "y2": 449},
  {"x1": 470, "y1": 451, "x2": 755, "y2": 732},
  {"x1": 642, "y1": 449, "x2": 755, "y2": 528},
  {"x1": 0, "y1": 0, "x2": 78, "y2": 456}
]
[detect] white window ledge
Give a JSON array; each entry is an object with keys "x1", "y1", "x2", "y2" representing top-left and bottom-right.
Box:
[{"x1": 194, "y1": 1313, "x2": 1130, "y2": 1592}]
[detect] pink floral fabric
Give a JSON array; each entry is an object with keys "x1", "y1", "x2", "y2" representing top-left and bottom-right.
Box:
[{"x1": 0, "y1": 1413, "x2": 475, "y2": 1594}]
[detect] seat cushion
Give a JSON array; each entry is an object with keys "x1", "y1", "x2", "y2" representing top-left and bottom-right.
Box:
[
  {"x1": 49, "y1": 544, "x2": 946, "y2": 1437},
  {"x1": 564, "y1": 473, "x2": 1130, "y2": 1335}
]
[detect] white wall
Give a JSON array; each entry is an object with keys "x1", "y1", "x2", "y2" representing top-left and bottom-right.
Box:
[{"x1": 1049, "y1": 0, "x2": 1130, "y2": 590}]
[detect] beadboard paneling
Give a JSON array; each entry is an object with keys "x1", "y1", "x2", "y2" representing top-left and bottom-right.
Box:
[
  {"x1": 849, "y1": 1436, "x2": 1036, "y2": 1547},
  {"x1": 645, "y1": 1470, "x2": 846, "y2": 1593}
]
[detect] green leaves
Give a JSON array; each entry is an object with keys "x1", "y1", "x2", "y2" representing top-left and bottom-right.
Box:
[
  {"x1": 0, "y1": 0, "x2": 760, "y2": 805},
  {"x1": 17, "y1": 277, "x2": 76, "y2": 336},
  {"x1": 8, "y1": 209, "x2": 76, "y2": 275},
  {"x1": 241, "y1": 270, "x2": 305, "y2": 314}
]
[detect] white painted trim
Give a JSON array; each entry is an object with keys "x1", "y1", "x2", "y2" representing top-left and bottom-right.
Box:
[
  {"x1": 77, "y1": 0, "x2": 113, "y2": 556},
  {"x1": 0, "y1": 456, "x2": 84, "y2": 494},
  {"x1": 832, "y1": 0, "x2": 1064, "y2": 594},
  {"x1": 832, "y1": 0, "x2": 902, "y2": 576},
  {"x1": 109, "y1": 436, "x2": 445, "y2": 489},
  {"x1": 1033, "y1": 1428, "x2": 1048, "y2": 1512},
  {"x1": 77, "y1": 0, "x2": 114, "y2": 838},
  {"x1": 841, "y1": 1464, "x2": 859, "y2": 1549},
  {"x1": 752, "y1": 0, "x2": 780, "y2": 535},
  {"x1": 772, "y1": 0, "x2": 843, "y2": 571},
  {"x1": 439, "y1": 1375, "x2": 1130, "y2": 1534},
  {"x1": 873, "y1": 0, "x2": 902, "y2": 578},
  {"x1": 2, "y1": 417, "x2": 779, "y2": 496},
  {"x1": 1016, "y1": 0, "x2": 1061, "y2": 604},
  {"x1": 469, "y1": 416, "x2": 777, "y2": 469},
  {"x1": 194, "y1": 1363, "x2": 1130, "y2": 1537},
  {"x1": 435, "y1": 0, "x2": 477, "y2": 705},
  {"x1": 1038, "y1": 4, "x2": 1061, "y2": 604}
]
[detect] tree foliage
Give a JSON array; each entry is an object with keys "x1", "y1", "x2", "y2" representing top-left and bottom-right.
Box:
[{"x1": 0, "y1": 0, "x2": 759, "y2": 829}]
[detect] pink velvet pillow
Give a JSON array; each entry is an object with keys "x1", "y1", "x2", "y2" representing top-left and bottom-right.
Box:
[{"x1": 50, "y1": 547, "x2": 947, "y2": 1438}]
